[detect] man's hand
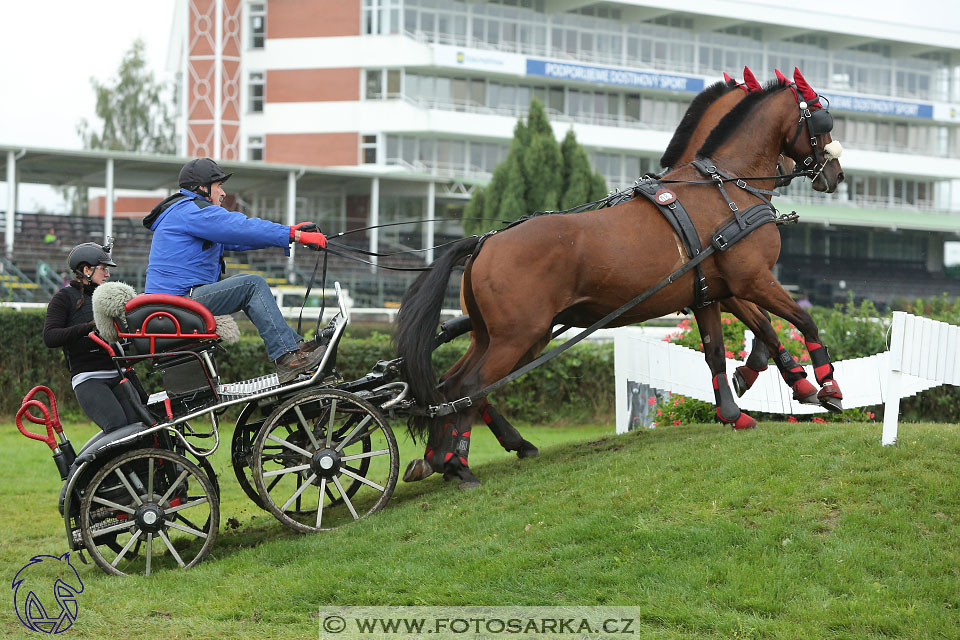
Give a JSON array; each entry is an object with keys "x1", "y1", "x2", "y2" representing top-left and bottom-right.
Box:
[
  {"x1": 290, "y1": 221, "x2": 318, "y2": 240},
  {"x1": 298, "y1": 230, "x2": 327, "y2": 250}
]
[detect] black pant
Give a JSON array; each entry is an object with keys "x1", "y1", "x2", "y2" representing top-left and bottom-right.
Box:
[{"x1": 75, "y1": 375, "x2": 140, "y2": 433}]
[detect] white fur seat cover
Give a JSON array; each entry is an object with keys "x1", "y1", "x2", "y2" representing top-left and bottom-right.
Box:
[{"x1": 92, "y1": 282, "x2": 239, "y2": 344}]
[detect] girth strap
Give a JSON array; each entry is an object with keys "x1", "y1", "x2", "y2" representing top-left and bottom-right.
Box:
[{"x1": 634, "y1": 178, "x2": 709, "y2": 308}]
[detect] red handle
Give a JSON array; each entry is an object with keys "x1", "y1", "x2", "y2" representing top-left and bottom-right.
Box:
[
  {"x1": 16, "y1": 400, "x2": 57, "y2": 450},
  {"x1": 21, "y1": 385, "x2": 63, "y2": 435},
  {"x1": 88, "y1": 330, "x2": 116, "y2": 357}
]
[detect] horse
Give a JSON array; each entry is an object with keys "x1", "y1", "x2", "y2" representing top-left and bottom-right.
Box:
[{"x1": 396, "y1": 67, "x2": 844, "y2": 488}]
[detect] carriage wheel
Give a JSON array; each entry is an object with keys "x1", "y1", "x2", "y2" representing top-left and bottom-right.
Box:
[
  {"x1": 79, "y1": 448, "x2": 219, "y2": 577},
  {"x1": 231, "y1": 403, "x2": 268, "y2": 510},
  {"x1": 251, "y1": 389, "x2": 398, "y2": 533}
]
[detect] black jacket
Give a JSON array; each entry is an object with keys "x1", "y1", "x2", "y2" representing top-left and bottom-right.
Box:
[{"x1": 43, "y1": 281, "x2": 115, "y2": 375}]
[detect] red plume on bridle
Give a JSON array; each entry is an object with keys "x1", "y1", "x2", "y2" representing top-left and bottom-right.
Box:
[
  {"x1": 774, "y1": 69, "x2": 790, "y2": 85},
  {"x1": 742, "y1": 66, "x2": 762, "y2": 93},
  {"x1": 793, "y1": 67, "x2": 820, "y2": 105},
  {"x1": 724, "y1": 71, "x2": 750, "y2": 93}
]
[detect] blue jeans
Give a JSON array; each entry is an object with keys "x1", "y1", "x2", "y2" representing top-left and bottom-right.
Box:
[{"x1": 189, "y1": 274, "x2": 300, "y2": 361}]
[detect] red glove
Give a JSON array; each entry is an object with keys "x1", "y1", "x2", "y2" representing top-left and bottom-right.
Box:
[
  {"x1": 289, "y1": 221, "x2": 317, "y2": 240},
  {"x1": 299, "y1": 230, "x2": 327, "y2": 250}
]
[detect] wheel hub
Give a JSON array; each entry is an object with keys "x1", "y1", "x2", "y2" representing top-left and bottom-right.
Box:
[
  {"x1": 311, "y1": 448, "x2": 341, "y2": 479},
  {"x1": 135, "y1": 503, "x2": 166, "y2": 533}
]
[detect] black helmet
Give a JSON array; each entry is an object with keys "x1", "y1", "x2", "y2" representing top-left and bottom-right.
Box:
[
  {"x1": 178, "y1": 158, "x2": 232, "y2": 189},
  {"x1": 68, "y1": 242, "x2": 116, "y2": 273}
]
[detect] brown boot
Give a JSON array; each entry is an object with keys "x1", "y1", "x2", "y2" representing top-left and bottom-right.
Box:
[{"x1": 275, "y1": 344, "x2": 326, "y2": 384}]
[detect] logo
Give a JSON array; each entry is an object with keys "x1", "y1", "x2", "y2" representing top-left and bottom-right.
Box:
[
  {"x1": 456, "y1": 51, "x2": 465, "y2": 64},
  {"x1": 12, "y1": 553, "x2": 84, "y2": 634},
  {"x1": 654, "y1": 189, "x2": 677, "y2": 205}
]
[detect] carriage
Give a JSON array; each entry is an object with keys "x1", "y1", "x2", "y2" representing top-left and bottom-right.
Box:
[{"x1": 17, "y1": 283, "x2": 414, "y2": 576}]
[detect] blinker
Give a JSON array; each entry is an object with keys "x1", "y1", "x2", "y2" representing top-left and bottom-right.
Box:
[{"x1": 808, "y1": 108, "x2": 833, "y2": 136}]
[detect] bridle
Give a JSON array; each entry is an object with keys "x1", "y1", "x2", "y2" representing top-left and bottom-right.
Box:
[{"x1": 784, "y1": 85, "x2": 840, "y2": 184}]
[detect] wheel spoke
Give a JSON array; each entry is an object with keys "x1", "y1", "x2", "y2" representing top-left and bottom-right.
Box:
[
  {"x1": 157, "y1": 530, "x2": 185, "y2": 567},
  {"x1": 281, "y1": 473, "x2": 318, "y2": 511},
  {"x1": 294, "y1": 406, "x2": 320, "y2": 450},
  {"x1": 341, "y1": 449, "x2": 390, "y2": 462},
  {"x1": 267, "y1": 433, "x2": 313, "y2": 458},
  {"x1": 324, "y1": 399, "x2": 338, "y2": 448},
  {"x1": 316, "y1": 478, "x2": 327, "y2": 528},
  {"x1": 111, "y1": 528, "x2": 142, "y2": 567},
  {"x1": 339, "y1": 425, "x2": 379, "y2": 450},
  {"x1": 158, "y1": 469, "x2": 190, "y2": 505},
  {"x1": 91, "y1": 496, "x2": 136, "y2": 515},
  {"x1": 339, "y1": 467, "x2": 385, "y2": 492},
  {"x1": 147, "y1": 457, "x2": 154, "y2": 496},
  {"x1": 262, "y1": 462, "x2": 312, "y2": 478},
  {"x1": 335, "y1": 415, "x2": 372, "y2": 453},
  {"x1": 164, "y1": 519, "x2": 208, "y2": 539},
  {"x1": 114, "y1": 468, "x2": 144, "y2": 506},
  {"x1": 165, "y1": 497, "x2": 209, "y2": 514},
  {"x1": 332, "y1": 476, "x2": 359, "y2": 520},
  {"x1": 92, "y1": 520, "x2": 138, "y2": 538},
  {"x1": 145, "y1": 533, "x2": 153, "y2": 577}
]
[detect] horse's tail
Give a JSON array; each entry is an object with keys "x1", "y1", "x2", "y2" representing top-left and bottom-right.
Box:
[{"x1": 395, "y1": 236, "x2": 480, "y2": 439}]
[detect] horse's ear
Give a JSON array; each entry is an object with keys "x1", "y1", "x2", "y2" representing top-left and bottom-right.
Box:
[
  {"x1": 793, "y1": 67, "x2": 819, "y2": 103},
  {"x1": 775, "y1": 69, "x2": 790, "y2": 85},
  {"x1": 723, "y1": 71, "x2": 734, "y2": 84},
  {"x1": 742, "y1": 66, "x2": 762, "y2": 93}
]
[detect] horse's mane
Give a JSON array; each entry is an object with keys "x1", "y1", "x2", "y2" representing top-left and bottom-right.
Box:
[
  {"x1": 696, "y1": 81, "x2": 790, "y2": 159},
  {"x1": 659, "y1": 79, "x2": 738, "y2": 168}
]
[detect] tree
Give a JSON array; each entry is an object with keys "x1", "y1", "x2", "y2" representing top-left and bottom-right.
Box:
[
  {"x1": 62, "y1": 39, "x2": 176, "y2": 214},
  {"x1": 77, "y1": 38, "x2": 176, "y2": 153},
  {"x1": 462, "y1": 99, "x2": 606, "y2": 236}
]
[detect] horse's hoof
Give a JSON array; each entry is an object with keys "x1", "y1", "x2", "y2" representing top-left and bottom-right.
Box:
[
  {"x1": 792, "y1": 379, "x2": 820, "y2": 405},
  {"x1": 402, "y1": 458, "x2": 434, "y2": 483},
  {"x1": 732, "y1": 366, "x2": 756, "y2": 398},
  {"x1": 817, "y1": 380, "x2": 844, "y2": 413},
  {"x1": 517, "y1": 441, "x2": 540, "y2": 458},
  {"x1": 459, "y1": 480, "x2": 481, "y2": 490},
  {"x1": 443, "y1": 467, "x2": 481, "y2": 489}
]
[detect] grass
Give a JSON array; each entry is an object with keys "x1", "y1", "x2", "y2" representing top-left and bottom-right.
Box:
[{"x1": 2, "y1": 418, "x2": 959, "y2": 639}]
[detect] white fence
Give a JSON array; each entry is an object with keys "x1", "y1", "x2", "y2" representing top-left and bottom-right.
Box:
[{"x1": 614, "y1": 312, "x2": 957, "y2": 444}]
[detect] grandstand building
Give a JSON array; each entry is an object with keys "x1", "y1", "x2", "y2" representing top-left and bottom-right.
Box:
[{"x1": 3, "y1": 1, "x2": 958, "y2": 307}]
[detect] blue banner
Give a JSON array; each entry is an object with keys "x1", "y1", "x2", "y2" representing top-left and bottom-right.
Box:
[
  {"x1": 825, "y1": 93, "x2": 933, "y2": 119},
  {"x1": 526, "y1": 59, "x2": 704, "y2": 93}
]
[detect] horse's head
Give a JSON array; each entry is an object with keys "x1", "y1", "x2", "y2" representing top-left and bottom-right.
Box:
[{"x1": 778, "y1": 67, "x2": 844, "y2": 193}]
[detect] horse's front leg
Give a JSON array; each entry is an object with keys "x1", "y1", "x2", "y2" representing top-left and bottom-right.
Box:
[
  {"x1": 722, "y1": 298, "x2": 818, "y2": 405},
  {"x1": 693, "y1": 304, "x2": 757, "y2": 430},
  {"x1": 732, "y1": 274, "x2": 843, "y2": 413}
]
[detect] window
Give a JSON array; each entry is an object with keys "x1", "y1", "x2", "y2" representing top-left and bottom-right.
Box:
[
  {"x1": 365, "y1": 70, "x2": 382, "y2": 99},
  {"x1": 248, "y1": 71, "x2": 264, "y2": 112},
  {"x1": 247, "y1": 136, "x2": 264, "y2": 161},
  {"x1": 249, "y1": 3, "x2": 265, "y2": 49},
  {"x1": 361, "y1": 135, "x2": 378, "y2": 164}
]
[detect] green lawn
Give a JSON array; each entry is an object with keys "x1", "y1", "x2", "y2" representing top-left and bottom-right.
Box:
[{"x1": 2, "y1": 418, "x2": 959, "y2": 639}]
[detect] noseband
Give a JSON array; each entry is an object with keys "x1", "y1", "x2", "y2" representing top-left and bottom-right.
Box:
[{"x1": 785, "y1": 87, "x2": 839, "y2": 183}]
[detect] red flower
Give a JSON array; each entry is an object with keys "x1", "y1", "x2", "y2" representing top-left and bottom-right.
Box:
[
  {"x1": 787, "y1": 416, "x2": 798, "y2": 423},
  {"x1": 656, "y1": 409, "x2": 662, "y2": 416},
  {"x1": 800, "y1": 352, "x2": 810, "y2": 362},
  {"x1": 812, "y1": 416, "x2": 826, "y2": 423},
  {"x1": 867, "y1": 411, "x2": 875, "y2": 419},
  {"x1": 647, "y1": 396, "x2": 656, "y2": 407},
  {"x1": 673, "y1": 419, "x2": 681, "y2": 426},
  {"x1": 738, "y1": 350, "x2": 748, "y2": 358},
  {"x1": 725, "y1": 350, "x2": 734, "y2": 359}
]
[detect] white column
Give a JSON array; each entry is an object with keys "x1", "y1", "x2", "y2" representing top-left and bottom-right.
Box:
[
  {"x1": 5, "y1": 150, "x2": 16, "y2": 257},
  {"x1": 286, "y1": 170, "x2": 297, "y2": 281},
  {"x1": 213, "y1": 0, "x2": 223, "y2": 160},
  {"x1": 104, "y1": 158, "x2": 115, "y2": 243},
  {"x1": 370, "y1": 177, "x2": 380, "y2": 268},
  {"x1": 882, "y1": 312, "x2": 907, "y2": 446},
  {"x1": 425, "y1": 181, "x2": 436, "y2": 264}
]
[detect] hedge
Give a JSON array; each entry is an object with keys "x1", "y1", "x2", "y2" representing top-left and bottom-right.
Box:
[{"x1": 0, "y1": 310, "x2": 614, "y2": 424}]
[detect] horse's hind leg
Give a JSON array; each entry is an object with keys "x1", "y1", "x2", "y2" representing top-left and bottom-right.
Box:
[
  {"x1": 722, "y1": 298, "x2": 818, "y2": 404},
  {"x1": 732, "y1": 275, "x2": 843, "y2": 412},
  {"x1": 693, "y1": 304, "x2": 756, "y2": 430}
]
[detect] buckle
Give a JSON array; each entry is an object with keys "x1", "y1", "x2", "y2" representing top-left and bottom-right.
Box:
[
  {"x1": 736, "y1": 179, "x2": 747, "y2": 189},
  {"x1": 714, "y1": 234, "x2": 729, "y2": 250},
  {"x1": 729, "y1": 202, "x2": 739, "y2": 212}
]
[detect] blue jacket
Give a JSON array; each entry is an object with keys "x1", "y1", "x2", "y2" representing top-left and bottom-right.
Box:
[{"x1": 144, "y1": 189, "x2": 290, "y2": 296}]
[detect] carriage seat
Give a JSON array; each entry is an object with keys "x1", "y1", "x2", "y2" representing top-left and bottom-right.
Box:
[{"x1": 120, "y1": 294, "x2": 220, "y2": 355}]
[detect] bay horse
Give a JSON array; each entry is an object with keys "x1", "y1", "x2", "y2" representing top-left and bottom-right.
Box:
[{"x1": 396, "y1": 68, "x2": 844, "y2": 487}]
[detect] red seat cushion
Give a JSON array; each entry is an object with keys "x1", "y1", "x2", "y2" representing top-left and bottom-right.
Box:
[{"x1": 121, "y1": 294, "x2": 219, "y2": 354}]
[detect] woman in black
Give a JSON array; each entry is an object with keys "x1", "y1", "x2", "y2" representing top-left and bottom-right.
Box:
[{"x1": 43, "y1": 243, "x2": 138, "y2": 433}]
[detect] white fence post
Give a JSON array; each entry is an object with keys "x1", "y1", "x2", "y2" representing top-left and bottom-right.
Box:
[{"x1": 882, "y1": 312, "x2": 906, "y2": 446}]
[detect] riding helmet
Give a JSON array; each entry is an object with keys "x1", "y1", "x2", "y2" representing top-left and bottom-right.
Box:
[
  {"x1": 68, "y1": 242, "x2": 117, "y2": 273},
  {"x1": 178, "y1": 158, "x2": 233, "y2": 189}
]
